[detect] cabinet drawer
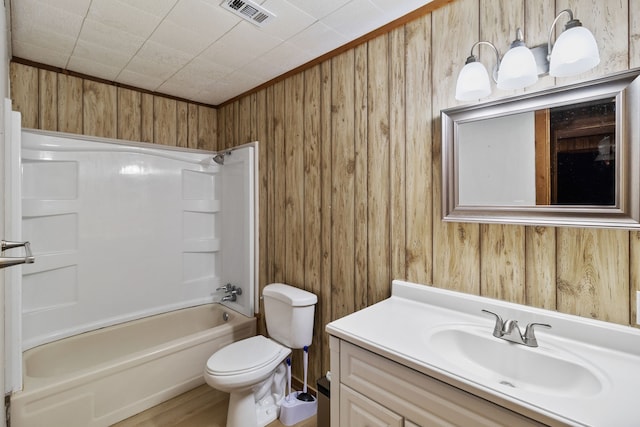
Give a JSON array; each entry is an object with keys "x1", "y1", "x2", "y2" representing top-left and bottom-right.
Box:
[{"x1": 340, "y1": 341, "x2": 544, "y2": 427}]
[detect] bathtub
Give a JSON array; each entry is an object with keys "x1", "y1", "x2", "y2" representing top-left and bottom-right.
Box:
[{"x1": 10, "y1": 304, "x2": 256, "y2": 427}]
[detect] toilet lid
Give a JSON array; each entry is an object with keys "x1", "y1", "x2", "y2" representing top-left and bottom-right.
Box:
[{"x1": 206, "y1": 335, "x2": 287, "y2": 376}]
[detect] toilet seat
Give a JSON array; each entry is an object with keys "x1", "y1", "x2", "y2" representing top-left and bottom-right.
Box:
[{"x1": 206, "y1": 335, "x2": 289, "y2": 377}]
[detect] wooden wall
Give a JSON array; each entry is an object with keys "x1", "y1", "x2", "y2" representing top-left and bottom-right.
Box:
[
  {"x1": 9, "y1": 62, "x2": 218, "y2": 150},
  {"x1": 216, "y1": 0, "x2": 640, "y2": 388},
  {"x1": 8, "y1": 0, "x2": 640, "y2": 393}
]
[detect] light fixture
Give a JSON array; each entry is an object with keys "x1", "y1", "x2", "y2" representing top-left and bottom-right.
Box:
[
  {"x1": 497, "y1": 29, "x2": 538, "y2": 90},
  {"x1": 455, "y1": 41, "x2": 499, "y2": 101},
  {"x1": 455, "y1": 9, "x2": 599, "y2": 102},
  {"x1": 547, "y1": 9, "x2": 600, "y2": 77}
]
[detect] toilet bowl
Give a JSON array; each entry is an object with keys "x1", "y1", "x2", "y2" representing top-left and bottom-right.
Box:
[
  {"x1": 205, "y1": 335, "x2": 291, "y2": 426},
  {"x1": 204, "y1": 283, "x2": 317, "y2": 427}
]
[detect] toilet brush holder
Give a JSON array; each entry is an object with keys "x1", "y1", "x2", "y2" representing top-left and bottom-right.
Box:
[{"x1": 279, "y1": 392, "x2": 317, "y2": 426}]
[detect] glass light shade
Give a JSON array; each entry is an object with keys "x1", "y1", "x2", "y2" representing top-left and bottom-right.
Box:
[
  {"x1": 496, "y1": 45, "x2": 538, "y2": 90},
  {"x1": 549, "y1": 26, "x2": 600, "y2": 77},
  {"x1": 455, "y1": 61, "x2": 491, "y2": 101}
]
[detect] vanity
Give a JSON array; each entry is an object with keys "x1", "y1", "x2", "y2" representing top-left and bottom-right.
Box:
[
  {"x1": 324, "y1": 70, "x2": 640, "y2": 427},
  {"x1": 326, "y1": 280, "x2": 640, "y2": 426}
]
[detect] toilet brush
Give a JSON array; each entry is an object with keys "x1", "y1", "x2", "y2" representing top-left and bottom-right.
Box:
[
  {"x1": 286, "y1": 357, "x2": 292, "y2": 401},
  {"x1": 297, "y1": 346, "x2": 314, "y2": 402}
]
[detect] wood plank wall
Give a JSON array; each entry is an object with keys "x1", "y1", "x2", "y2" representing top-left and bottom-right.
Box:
[
  {"x1": 9, "y1": 62, "x2": 217, "y2": 150},
  {"x1": 215, "y1": 0, "x2": 640, "y2": 388},
  {"x1": 8, "y1": 0, "x2": 640, "y2": 393}
]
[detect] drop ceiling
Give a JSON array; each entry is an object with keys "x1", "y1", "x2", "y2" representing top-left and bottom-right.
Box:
[{"x1": 10, "y1": 0, "x2": 435, "y2": 106}]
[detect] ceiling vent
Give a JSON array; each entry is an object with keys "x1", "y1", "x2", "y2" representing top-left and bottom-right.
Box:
[{"x1": 220, "y1": 0, "x2": 276, "y2": 27}]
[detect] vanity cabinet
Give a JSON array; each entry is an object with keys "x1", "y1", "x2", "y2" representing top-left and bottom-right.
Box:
[{"x1": 330, "y1": 337, "x2": 545, "y2": 427}]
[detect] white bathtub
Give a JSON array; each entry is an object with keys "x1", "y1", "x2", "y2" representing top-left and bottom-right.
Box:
[{"x1": 10, "y1": 304, "x2": 256, "y2": 427}]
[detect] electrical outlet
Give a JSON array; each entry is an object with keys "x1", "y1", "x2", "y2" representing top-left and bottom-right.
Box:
[{"x1": 637, "y1": 292, "x2": 640, "y2": 325}]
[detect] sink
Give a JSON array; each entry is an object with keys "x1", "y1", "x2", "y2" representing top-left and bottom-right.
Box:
[{"x1": 427, "y1": 325, "x2": 605, "y2": 397}]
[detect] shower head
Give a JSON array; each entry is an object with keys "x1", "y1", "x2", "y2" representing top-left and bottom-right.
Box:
[{"x1": 212, "y1": 151, "x2": 232, "y2": 166}]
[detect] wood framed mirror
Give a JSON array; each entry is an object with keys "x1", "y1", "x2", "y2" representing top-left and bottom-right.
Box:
[{"x1": 441, "y1": 68, "x2": 640, "y2": 228}]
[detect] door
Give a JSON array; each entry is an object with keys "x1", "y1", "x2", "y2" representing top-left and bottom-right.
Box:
[{"x1": 340, "y1": 385, "x2": 403, "y2": 427}]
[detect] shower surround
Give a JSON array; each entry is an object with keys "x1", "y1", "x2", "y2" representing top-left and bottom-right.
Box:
[{"x1": 5, "y1": 130, "x2": 258, "y2": 425}]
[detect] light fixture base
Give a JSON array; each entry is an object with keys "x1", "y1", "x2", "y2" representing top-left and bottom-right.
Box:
[{"x1": 530, "y1": 44, "x2": 550, "y2": 76}]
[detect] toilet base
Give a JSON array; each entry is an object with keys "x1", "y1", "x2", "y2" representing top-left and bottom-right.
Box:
[
  {"x1": 256, "y1": 396, "x2": 279, "y2": 427},
  {"x1": 226, "y1": 388, "x2": 280, "y2": 427},
  {"x1": 227, "y1": 389, "x2": 257, "y2": 427},
  {"x1": 279, "y1": 392, "x2": 318, "y2": 426},
  {"x1": 219, "y1": 361, "x2": 287, "y2": 427}
]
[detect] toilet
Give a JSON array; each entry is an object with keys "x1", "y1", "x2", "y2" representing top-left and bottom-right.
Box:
[{"x1": 204, "y1": 283, "x2": 317, "y2": 427}]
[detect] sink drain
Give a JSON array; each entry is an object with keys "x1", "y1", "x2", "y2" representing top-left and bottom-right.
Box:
[{"x1": 499, "y1": 380, "x2": 516, "y2": 388}]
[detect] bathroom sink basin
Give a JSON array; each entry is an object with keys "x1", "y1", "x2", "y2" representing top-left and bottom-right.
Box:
[{"x1": 427, "y1": 326, "x2": 604, "y2": 397}]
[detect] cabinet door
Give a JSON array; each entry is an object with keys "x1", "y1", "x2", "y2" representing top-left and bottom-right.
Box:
[
  {"x1": 341, "y1": 385, "x2": 403, "y2": 427},
  {"x1": 340, "y1": 341, "x2": 544, "y2": 426}
]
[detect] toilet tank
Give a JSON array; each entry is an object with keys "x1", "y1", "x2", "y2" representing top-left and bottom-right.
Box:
[{"x1": 263, "y1": 283, "x2": 317, "y2": 349}]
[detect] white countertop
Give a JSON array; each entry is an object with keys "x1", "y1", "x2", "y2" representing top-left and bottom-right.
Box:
[{"x1": 326, "y1": 280, "x2": 640, "y2": 427}]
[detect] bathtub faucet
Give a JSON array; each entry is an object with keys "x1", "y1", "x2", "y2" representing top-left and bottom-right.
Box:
[{"x1": 217, "y1": 283, "x2": 242, "y2": 302}]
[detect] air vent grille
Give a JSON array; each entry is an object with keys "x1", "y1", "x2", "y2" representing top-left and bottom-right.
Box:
[{"x1": 221, "y1": 0, "x2": 275, "y2": 27}]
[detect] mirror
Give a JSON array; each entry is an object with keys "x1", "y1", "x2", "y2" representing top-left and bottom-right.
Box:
[{"x1": 441, "y1": 68, "x2": 640, "y2": 228}]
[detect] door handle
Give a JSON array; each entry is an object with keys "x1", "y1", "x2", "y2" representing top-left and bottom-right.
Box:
[{"x1": 0, "y1": 240, "x2": 35, "y2": 268}]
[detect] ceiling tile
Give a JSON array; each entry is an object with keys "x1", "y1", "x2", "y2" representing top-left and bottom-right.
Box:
[
  {"x1": 154, "y1": 80, "x2": 191, "y2": 99},
  {"x1": 262, "y1": 41, "x2": 315, "y2": 72},
  {"x1": 39, "y1": 0, "x2": 92, "y2": 17},
  {"x1": 13, "y1": 0, "x2": 85, "y2": 39},
  {"x1": 170, "y1": 58, "x2": 233, "y2": 84},
  {"x1": 288, "y1": 21, "x2": 349, "y2": 59},
  {"x1": 370, "y1": 0, "x2": 432, "y2": 20},
  {"x1": 123, "y1": 56, "x2": 180, "y2": 82},
  {"x1": 200, "y1": 82, "x2": 238, "y2": 105},
  {"x1": 199, "y1": 21, "x2": 282, "y2": 68},
  {"x1": 67, "y1": 55, "x2": 122, "y2": 81},
  {"x1": 88, "y1": 0, "x2": 164, "y2": 39},
  {"x1": 322, "y1": 0, "x2": 387, "y2": 40},
  {"x1": 193, "y1": 91, "x2": 222, "y2": 105},
  {"x1": 149, "y1": 20, "x2": 211, "y2": 56},
  {"x1": 158, "y1": 72, "x2": 222, "y2": 100},
  {"x1": 241, "y1": 55, "x2": 289, "y2": 81},
  {"x1": 291, "y1": 0, "x2": 351, "y2": 19},
  {"x1": 116, "y1": 69, "x2": 165, "y2": 92},
  {"x1": 258, "y1": 0, "x2": 317, "y2": 40},
  {"x1": 79, "y1": 18, "x2": 146, "y2": 57},
  {"x1": 12, "y1": 27, "x2": 77, "y2": 55},
  {"x1": 217, "y1": 70, "x2": 264, "y2": 92},
  {"x1": 120, "y1": 0, "x2": 178, "y2": 17},
  {"x1": 134, "y1": 40, "x2": 192, "y2": 70},
  {"x1": 70, "y1": 39, "x2": 132, "y2": 69},
  {"x1": 12, "y1": 41, "x2": 70, "y2": 69},
  {"x1": 166, "y1": 0, "x2": 239, "y2": 42}
]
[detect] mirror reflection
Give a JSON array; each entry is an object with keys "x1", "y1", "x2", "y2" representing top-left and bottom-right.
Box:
[
  {"x1": 457, "y1": 98, "x2": 616, "y2": 207},
  {"x1": 549, "y1": 98, "x2": 615, "y2": 205}
]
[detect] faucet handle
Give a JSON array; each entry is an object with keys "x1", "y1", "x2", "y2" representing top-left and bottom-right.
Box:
[
  {"x1": 481, "y1": 309, "x2": 504, "y2": 338},
  {"x1": 523, "y1": 322, "x2": 552, "y2": 347},
  {"x1": 216, "y1": 283, "x2": 233, "y2": 292}
]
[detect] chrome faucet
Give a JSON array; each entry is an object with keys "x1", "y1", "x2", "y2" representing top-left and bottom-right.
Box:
[
  {"x1": 481, "y1": 309, "x2": 551, "y2": 347},
  {"x1": 216, "y1": 283, "x2": 242, "y2": 302}
]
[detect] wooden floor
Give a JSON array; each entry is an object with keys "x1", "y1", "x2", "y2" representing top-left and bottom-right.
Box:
[{"x1": 113, "y1": 385, "x2": 317, "y2": 427}]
